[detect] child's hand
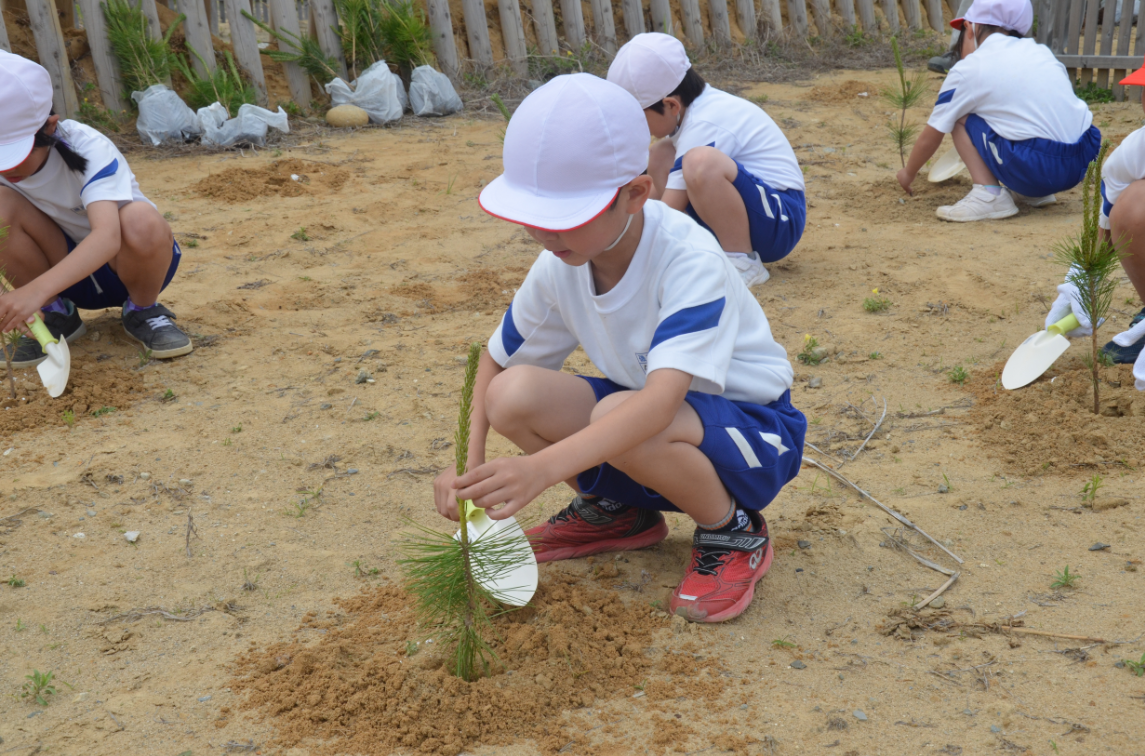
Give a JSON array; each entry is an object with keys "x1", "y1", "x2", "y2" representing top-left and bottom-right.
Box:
[
  {"x1": 454, "y1": 457, "x2": 548, "y2": 521},
  {"x1": 0, "y1": 287, "x2": 47, "y2": 336},
  {"x1": 433, "y1": 469, "x2": 463, "y2": 521},
  {"x1": 896, "y1": 167, "x2": 914, "y2": 196}
]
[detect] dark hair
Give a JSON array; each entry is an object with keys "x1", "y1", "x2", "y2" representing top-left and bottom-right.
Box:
[
  {"x1": 953, "y1": 22, "x2": 1024, "y2": 63},
  {"x1": 34, "y1": 114, "x2": 87, "y2": 174},
  {"x1": 645, "y1": 68, "x2": 707, "y2": 115}
]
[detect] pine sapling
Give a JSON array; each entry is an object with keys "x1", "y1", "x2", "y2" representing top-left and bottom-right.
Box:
[
  {"x1": 399, "y1": 343, "x2": 525, "y2": 681},
  {"x1": 0, "y1": 224, "x2": 20, "y2": 400},
  {"x1": 881, "y1": 36, "x2": 928, "y2": 168},
  {"x1": 1053, "y1": 140, "x2": 1125, "y2": 415},
  {"x1": 241, "y1": 10, "x2": 341, "y2": 86}
]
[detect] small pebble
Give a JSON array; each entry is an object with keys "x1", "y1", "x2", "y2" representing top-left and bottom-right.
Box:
[
  {"x1": 581, "y1": 605, "x2": 593, "y2": 616},
  {"x1": 808, "y1": 377, "x2": 823, "y2": 389},
  {"x1": 790, "y1": 660, "x2": 807, "y2": 669},
  {"x1": 1089, "y1": 542, "x2": 1110, "y2": 551},
  {"x1": 797, "y1": 540, "x2": 811, "y2": 549},
  {"x1": 91, "y1": 331, "x2": 101, "y2": 342},
  {"x1": 139, "y1": 472, "x2": 151, "y2": 481},
  {"x1": 938, "y1": 484, "x2": 950, "y2": 494},
  {"x1": 198, "y1": 695, "x2": 212, "y2": 702},
  {"x1": 86, "y1": 509, "x2": 96, "y2": 517},
  {"x1": 930, "y1": 596, "x2": 946, "y2": 609},
  {"x1": 356, "y1": 370, "x2": 370, "y2": 384},
  {"x1": 180, "y1": 479, "x2": 192, "y2": 486},
  {"x1": 73, "y1": 532, "x2": 85, "y2": 539},
  {"x1": 853, "y1": 710, "x2": 867, "y2": 721},
  {"x1": 990, "y1": 725, "x2": 1001, "y2": 733},
  {"x1": 124, "y1": 531, "x2": 140, "y2": 543},
  {"x1": 334, "y1": 357, "x2": 342, "y2": 363},
  {"x1": 320, "y1": 403, "x2": 332, "y2": 410},
  {"x1": 632, "y1": 690, "x2": 645, "y2": 698}
]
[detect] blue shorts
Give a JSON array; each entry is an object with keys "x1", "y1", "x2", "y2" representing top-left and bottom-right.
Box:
[
  {"x1": 965, "y1": 115, "x2": 1101, "y2": 197},
  {"x1": 684, "y1": 161, "x2": 806, "y2": 264},
  {"x1": 58, "y1": 232, "x2": 181, "y2": 310},
  {"x1": 575, "y1": 376, "x2": 807, "y2": 513}
]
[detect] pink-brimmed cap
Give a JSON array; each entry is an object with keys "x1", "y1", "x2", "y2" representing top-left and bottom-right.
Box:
[
  {"x1": 951, "y1": 0, "x2": 1033, "y2": 35},
  {"x1": 478, "y1": 74, "x2": 650, "y2": 232},
  {"x1": 0, "y1": 51, "x2": 53, "y2": 172},
  {"x1": 607, "y1": 32, "x2": 692, "y2": 109}
]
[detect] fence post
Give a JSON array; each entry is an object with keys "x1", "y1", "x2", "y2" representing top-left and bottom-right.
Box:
[
  {"x1": 134, "y1": 0, "x2": 164, "y2": 43},
  {"x1": 268, "y1": 0, "x2": 312, "y2": 103},
  {"x1": 836, "y1": 0, "x2": 856, "y2": 30},
  {"x1": 1077, "y1": 0, "x2": 1100, "y2": 86},
  {"x1": 708, "y1": 0, "x2": 730, "y2": 41},
  {"x1": 75, "y1": 0, "x2": 125, "y2": 112},
  {"x1": 224, "y1": 0, "x2": 267, "y2": 104},
  {"x1": 1112, "y1": 0, "x2": 1135, "y2": 100},
  {"x1": 855, "y1": 0, "x2": 876, "y2": 32},
  {"x1": 589, "y1": 0, "x2": 618, "y2": 53},
  {"x1": 530, "y1": 0, "x2": 560, "y2": 54},
  {"x1": 56, "y1": 0, "x2": 75, "y2": 28},
  {"x1": 809, "y1": 0, "x2": 832, "y2": 38},
  {"x1": 425, "y1": 0, "x2": 459, "y2": 77},
  {"x1": 25, "y1": 0, "x2": 80, "y2": 117},
  {"x1": 901, "y1": 0, "x2": 921, "y2": 30},
  {"x1": 498, "y1": 0, "x2": 529, "y2": 72},
  {"x1": 1063, "y1": 0, "x2": 1084, "y2": 82},
  {"x1": 1095, "y1": 0, "x2": 1116, "y2": 89},
  {"x1": 923, "y1": 0, "x2": 942, "y2": 31},
  {"x1": 176, "y1": 0, "x2": 217, "y2": 75},
  {"x1": 621, "y1": 0, "x2": 644, "y2": 38},
  {"x1": 649, "y1": 0, "x2": 672, "y2": 35},
  {"x1": 760, "y1": 0, "x2": 782, "y2": 35},
  {"x1": 679, "y1": 0, "x2": 704, "y2": 44},
  {"x1": 735, "y1": 0, "x2": 755, "y2": 39},
  {"x1": 879, "y1": 0, "x2": 898, "y2": 32},
  {"x1": 207, "y1": 0, "x2": 220, "y2": 34},
  {"x1": 785, "y1": 0, "x2": 809, "y2": 37},
  {"x1": 559, "y1": 0, "x2": 586, "y2": 50},
  {"x1": 308, "y1": 0, "x2": 347, "y2": 78}
]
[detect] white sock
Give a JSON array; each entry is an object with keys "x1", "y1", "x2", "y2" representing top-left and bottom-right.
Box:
[{"x1": 982, "y1": 185, "x2": 1002, "y2": 196}]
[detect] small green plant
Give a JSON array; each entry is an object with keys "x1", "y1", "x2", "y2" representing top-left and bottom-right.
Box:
[
  {"x1": 161, "y1": 388, "x2": 176, "y2": 402},
  {"x1": 771, "y1": 635, "x2": 796, "y2": 649},
  {"x1": 1051, "y1": 565, "x2": 1079, "y2": 589},
  {"x1": 947, "y1": 365, "x2": 968, "y2": 384},
  {"x1": 138, "y1": 348, "x2": 152, "y2": 367},
  {"x1": 490, "y1": 93, "x2": 512, "y2": 122},
  {"x1": 333, "y1": 0, "x2": 434, "y2": 79},
  {"x1": 103, "y1": 0, "x2": 184, "y2": 98},
  {"x1": 1123, "y1": 652, "x2": 1145, "y2": 676},
  {"x1": 1050, "y1": 740, "x2": 1059, "y2": 753},
  {"x1": 185, "y1": 239, "x2": 199, "y2": 248},
  {"x1": 351, "y1": 559, "x2": 380, "y2": 577},
  {"x1": 844, "y1": 24, "x2": 869, "y2": 48},
  {"x1": 405, "y1": 639, "x2": 419, "y2": 656},
  {"x1": 242, "y1": 568, "x2": 261, "y2": 591},
  {"x1": 863, "y1": 288, "x2": 892, "y2": 313},
  {"x1": 21, "y1": 670, "x2": 56, "y2": 706},
  {"x1": 869, "y1": 351, "x2": 883, "y2": 360},
  {"x1": 364, "y1": 410, "x2": 381, "y2": 421},
  {"x1": 7, "y1": 575, "x2": 25, "y2": 588},
  {"x1": 232, "y1": 423, "x2": 243, "y2": 434},
  {"x1": 881, "y1": 36, "x2": 928, "y2": 168},
  {"x1": 291, "y1": 227, "x2": 310, "y2": 241},
  {"x1": 173, "y1": 48, "x2": 257, "y2": 115},
  {"x1": 797, "y1": 334, "x2": 827, "y2": 366},
  {"x1": 91, "y1": 406, "x2": 117, "y2": 417},
  {"x1": 1075, "y1": 81, "x2": 1116, "y2": 104},
  {"x1": 901, "y1": 593, "x2": 921, "y2": 608},
  {"x1": 242, "y1": 9, "x2": 340, "y2": 86},
  {"x1": 443, "y1": 173, "x2": 458, "y2": 195},
  {"x1": 1055, "y1": 141, "x2": 1125, "y2": 415},
  {"x1": 222, "y1": 437, "x2": 233, "y2": 447},
  {"x1": 15, "y1": 618, "x2": 25, "y2": 632},
  {"x1": 77, "y1": 87, "x2": 122, "y2": 132},
  {"x1": 1081, "y1": 473, "x2": 1103, "y2": 503},
  {"x1": 634, "y1": 679, "x2": 648, "y2": 691},
  {"x1": 62, "y1": 409, "x2": 75, "y2": 427}
]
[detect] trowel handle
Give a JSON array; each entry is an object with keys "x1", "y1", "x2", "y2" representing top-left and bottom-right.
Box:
[
  {"x1": 27, "y1": 313, "x2": 58, "y2": 346},
  {"x1": 1047, "y1": 313, "x2": 1080, "y2": 336}
]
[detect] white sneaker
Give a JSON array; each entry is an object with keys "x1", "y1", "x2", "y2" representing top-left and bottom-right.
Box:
[
  {"x1": 1012, "y1": 191, "x2": 1057, "y2": 207},
  {"x1": 936, "y1": 185, "x2": 1019, "y2": 222},
  {"x1": 728, "y1": 252, "x2": 771, "y2": 287}
]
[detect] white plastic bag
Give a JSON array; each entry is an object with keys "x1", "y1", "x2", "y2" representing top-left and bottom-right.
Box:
[
  {"x1": 132, "y1": 85, "x2": 200, "y2": 146},
  {"x1": 409, "y1": 65, "x2": 463, "y2": 117},
  {"x1": 324, "y1": 61, "x2": 403, "y2": 124},
  {"x1": 198, "y1": 103, "x2": 290, "y2": 147},
  {"x1": 394, "y1": 71, "x2": 409, "y2": 112}
]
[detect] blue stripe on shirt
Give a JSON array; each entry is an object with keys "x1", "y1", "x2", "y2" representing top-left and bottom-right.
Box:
[
  {"x1": 81, "y1": 159, "x2": 119, "y2": 192},
  {"x1": 650, "y1": 298, "x2": 725, "y2": 351},
  {"x1": 500, "y1": 303, "x2": 525, "y2": 357},
  {"x1": 669, "y1": 142, "x2": 717, "y2": 173},
  {"x1": 935, "y1": 89, "x2": 955, "y2": 106},
  {"x1": 1101, "y1": 180, "x2": 1113, "y2": 219}
]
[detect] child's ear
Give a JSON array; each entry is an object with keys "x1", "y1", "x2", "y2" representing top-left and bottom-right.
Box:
[
  {"x1": 622, "y1": 175, "x2": 653, "y2": 214},
  {"x1": 44, "y1": 115, "x2": 60, "y2": 136}
]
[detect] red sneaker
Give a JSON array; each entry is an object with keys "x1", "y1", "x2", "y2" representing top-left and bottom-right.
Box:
[
  {"x1": 525, "y1": 496, "x2": 669, "y2": 563},
  {"x1": 670, "y1": 511, "x2": 772, "y2": 623}
]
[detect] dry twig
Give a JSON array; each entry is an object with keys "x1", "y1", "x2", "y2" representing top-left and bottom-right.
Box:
[{"x1": 185, "y1": 510, "x2": 200, "y2": 558}]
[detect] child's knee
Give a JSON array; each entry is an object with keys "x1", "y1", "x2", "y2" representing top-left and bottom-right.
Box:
[
  {"x1": 484, "y1": 366, "x2": 539, "y2": 430},
  {"x1": 681, "y1": 147, "x2": 731, "y2": 187},
  {"x1": 1111, "y1": 181, "x2": 1145, "y2": 231},
  {"x1": 119, "y1": 203, "x2": 171, "y2": 254}
]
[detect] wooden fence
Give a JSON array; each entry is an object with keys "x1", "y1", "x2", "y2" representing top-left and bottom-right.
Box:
[{"x1": 1036, "y1": 0, "x2": 1145, "y2": 102}]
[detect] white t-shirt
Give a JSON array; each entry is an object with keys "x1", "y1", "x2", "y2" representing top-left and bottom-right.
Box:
[
  {"x1": 928, "y1": 35, "x2": 1094, "y2": 143},
  {"x1": 1099, "y1": 126, "x2": 1145, "y2": 229},
  {"x1": 488, "y1": 201, "x2": 794, "y2": 406},
  {"x1": 667, "y1": 85, "x2": 804, "y2": 194},
  {"x1": 0, "y1": 121, "x2": 152, "y2": 243}
]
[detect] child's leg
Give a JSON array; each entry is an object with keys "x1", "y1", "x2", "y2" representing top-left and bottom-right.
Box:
[
  {"x1": 951, "y1": 116, "x2": 999, "y2": 186},
  {"x1": 105, "y1": 202, "x2": 176, "y2": 308},
  {"x1": 679, "y1": 147, "x2": 752, "y2": 254},
  {"x1": 1109, "y1": 180, "x2": 1145, "y2": 303},
  {"x1": 648, "y1": 139, "x2": 676, "y2": 200},
  {"x1": 0, "y1": 187, "x2": 70, "y2": 286}
]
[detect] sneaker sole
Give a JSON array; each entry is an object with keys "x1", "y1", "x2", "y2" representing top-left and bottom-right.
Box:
[
  {"x1": 674, "y1": 541, "x2": 774, "y2": 624},
  {"x1": 935, "y1": 206, "x2": 1019, "y2": 222},
  {"x1": 121, "y1": 325, "x2": 194, "y2": 359},
  {"x1": 1022, "y1": 197, "x2": 1056, "y2": 208},
  {"x1": 8, "y1": 322, "x2": 88, "y2": 368},
  {"x1": 531, "y1": 518, "x2": 669, "y2": 564}
]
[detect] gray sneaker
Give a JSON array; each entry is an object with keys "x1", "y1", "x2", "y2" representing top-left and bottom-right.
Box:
[
  {"x1": 928, "y1": 49, "x2": 958, "y2": 74},
  {"x1": 2, "y1": 299, "x2": 87, "y2": 368},
  {"x1": 121, "y1": 303, "x2": 193, "y2": 359}
]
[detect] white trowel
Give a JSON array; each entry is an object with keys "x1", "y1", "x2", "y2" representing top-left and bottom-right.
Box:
[
  {"x1": 26, "y1": 314, "x2": 70, "y2": 398},
  {"x1": 455, "y1": 499, "x2": 538, "y2": 607},
  {"x1": 928, "y1": 148, "x2": 967, "y2": 182},
  {"x1": 1001, "y1": 314, "x2": 1079, "y2": 390}
]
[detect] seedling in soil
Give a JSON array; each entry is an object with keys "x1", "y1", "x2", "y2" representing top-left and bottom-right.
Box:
[
  {"x1": 869, "y1": 351, "x2": 883, "y2": 360},
  {"x1": 351, "y1": 560, "x2": 379, "y2": 577},
  {"x1": 291, "y1": 227, "x2": 310, "y2": 241},
  {"x1": 242, "y1": 568, "x2": 261, "y2": 591},
  {"x1": 62, "y1": 410, "x2": 75, "y2": 427},
  {"x1": 21, "y1": 670, "x2": 56, "y2": 706},
  {"x1": 222, "y1": 438, "x2": 233, "y2": 446},
  {"x1": 14, "y1": 618, "x2": 25, "y2": 632},
  {"x1": 363, "y1": 411, "x2": 381, "y2": 421},
  {"x1": 138, "y1": 348, "x2": 152, "y2": 367},
  {"x1": 1081, "y1": 474, "x2": 1104, "y2": 503},
  {"x1": 161, "y1": 389, "x2": 176, "y2": 403},
  {"x1": 863, "y1": 289, "x2": 892, "y2": 313},
  {"x1": 405, "y1": 640, "x2": 419, "y2": 657},
  {"x1": 881, "y1": 36, "x2": 928, "y2": 168},
  {"x1": 1051, "y1": 565, "x2": 1080, "y2": 589},
  {"x1": 798, "y1": 334, "x2": 827, "y2": 366},
  {"x1": 91, "y1": 406, "x2": 117, "y2": 417},
  {"x1": 941, "y1": 472, "x2": 953, "y2": 492},
  {"x1": 1054, "y1": 140, "x2": 1126, "y2": 415},
  {"x1": 947, "y1": 365, "x2": 968, "y2": 384},
  {"x1": 7, "y1": 575, "x2": 25, "y2": 588},
  {"x1": 771, "y1": 635, "x2": 796, "y2": 649},
  {"x1": 232, "y1": 423, "x2": 243, "y2": 433},
  {"x1": 1124, "y1": 652, "x2": 1145, "y2": 676}
]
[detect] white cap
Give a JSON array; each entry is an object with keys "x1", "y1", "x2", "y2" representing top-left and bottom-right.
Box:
[
  {"x1": 607, "y1": 32, "x2": 691, "y2": 109},
  {"x1": 953, "y1": 0, "x2": 1033, "y2": 35},
  {"x1": 479, "y1": 74, "x2": 650, "y2": 232},
  {"x1": 0, "y1": 51, "x2": 53, "y2": 171}
]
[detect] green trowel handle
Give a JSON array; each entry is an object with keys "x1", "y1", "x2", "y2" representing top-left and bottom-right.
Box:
[
  {"x1": 1047, "y1": 313, "x2": 1080, "y2": 336},
  {"x1": 460, "y1": 499, "x2": 479, "y2": 522},
  {"x1": 27, "y1": 314, "x2": 57, "y2": 347}
]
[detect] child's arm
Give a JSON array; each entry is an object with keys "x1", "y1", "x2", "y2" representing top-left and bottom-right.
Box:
[
  {"x1": 0, "y1": 201, "x2": 122, "y2": 334},
  {"x1": 453, "y1": 367, "x2": 693, "y2": 520},
  {"x1": 896, "y1": 125, "x2": 945, "y2": 196},
  {"x1": 433, "y1": 348, "x2": 504, "y2": 521},
  {"x1": 660, "y1": 189, "x2": 689, "y2": 212}
]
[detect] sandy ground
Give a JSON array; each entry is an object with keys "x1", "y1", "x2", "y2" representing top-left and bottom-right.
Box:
[{"x1": 1, "y1": 68, "x2": 1143, "y2": 756}]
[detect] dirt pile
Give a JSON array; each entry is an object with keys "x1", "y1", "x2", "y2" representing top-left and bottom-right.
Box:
[
  {"x1": 191, "y1": 159, "x2": 350, "y2": 202},
  {"x1": 233, "y1": 575, "x2": 719, "y2": 755},
  {"x1": 0, "y1": 357, "x2": 145, "y2": 434},
  {"x1": 968, "y1": 359, "x2": 1145, "y2": 476},
  {"x1": 808, "y1": 80, "x2": 879, "y2": 104}
]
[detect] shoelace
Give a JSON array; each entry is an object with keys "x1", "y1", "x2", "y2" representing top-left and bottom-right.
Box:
[
  {"x1": 693, "y1": 547, "x2": 733, "y2": 577},
  {"x1": 145, "y1": 315, "x2": 173, "y2": 330},
  {"x1": 548, "y1": 502, "x2": 581, "y2": 525}
]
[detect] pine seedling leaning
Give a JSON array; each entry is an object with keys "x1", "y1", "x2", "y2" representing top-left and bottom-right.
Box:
[{"x1": 882, "y1": 36, "x2": 928, "y2": 168}]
